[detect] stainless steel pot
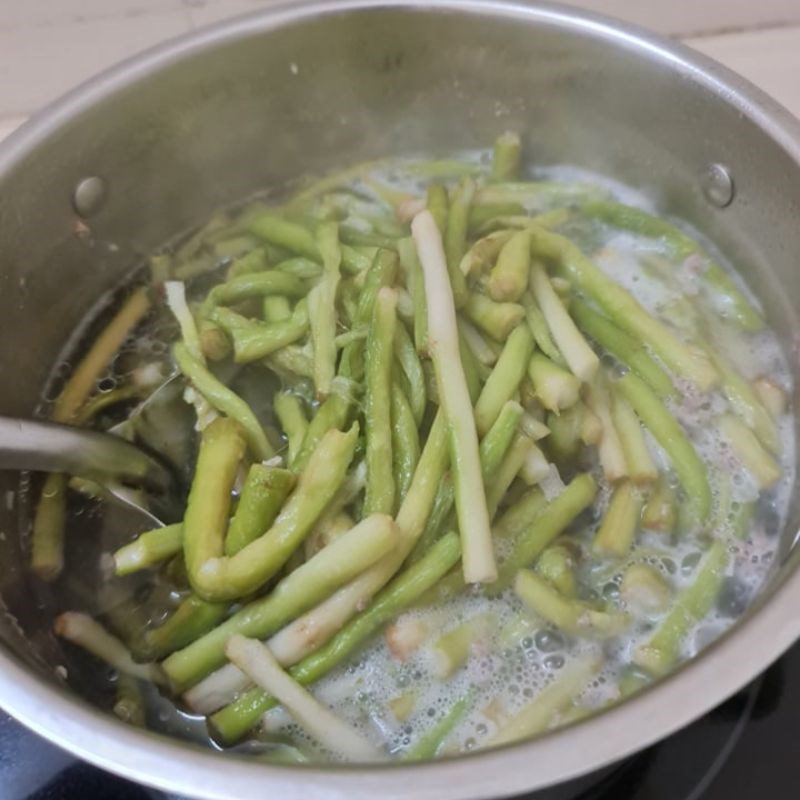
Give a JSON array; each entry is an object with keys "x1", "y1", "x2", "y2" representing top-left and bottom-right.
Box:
[{"x1": 1, "y1": 1, "x2": 800, "y2": 797}]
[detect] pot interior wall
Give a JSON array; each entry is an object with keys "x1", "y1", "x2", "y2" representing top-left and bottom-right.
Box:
[{"x1": 0, "y1": 0, "x2": 799, "y2": 716}]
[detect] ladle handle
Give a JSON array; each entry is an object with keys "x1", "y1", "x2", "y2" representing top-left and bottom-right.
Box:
[{"x1": 0, "y1": 416, "x2": 173, "y2": 491}]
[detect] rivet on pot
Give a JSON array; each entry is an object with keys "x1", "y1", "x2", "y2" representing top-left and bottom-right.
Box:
[
  {"x1": 702, "y1": 163, "x2": 734, "y2": 208},
  {"x1": 72, "y1": 176, "x2": 107, "y2": 218}
]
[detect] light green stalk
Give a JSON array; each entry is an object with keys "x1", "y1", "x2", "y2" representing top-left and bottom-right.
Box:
[
  {"x1": 275, "y1": 256, "x2": 323, "y2": 279},
  {"x1": 292, "y1": 392, "x2": 351, "y2": 471},
  {"x1": 581, "y1": 199, "x2": 764, "y2": 332},
  {"x1": 444, "y1": 178, "x2": 474, "y2": 308},
  {"x1": 113, "y1": 674, "x2": 146, "y2": 727},
  {"x1": 752, "y1": 377, "x2": 787, "y2": 420},
  {"x1": 528, "y1": 225, "x2": 717, "y2": 390},
  {"x1": 592, "y1": 481, "x2": 642, "y2": 558},
  {"x1": 474, "y1": 181, "x2": 605, "y2": 207},
  {"x1": 718, "y1": 414, "x2": 781, "y2": 488},
  {"x1": 173, "y1": 342, "x2": 273, "y2": 460},
  {"x1": 615, "y1": 373, "x2": 711, "y2": 524},
  {"x1": 468, "y1": 203, "x2": 525, "y2": 233},
  {"x1": 485, "y1": 433, "x2": 532, "y2": 518},
  {"x1": 457, "y1": 317, "x2": 498, "y2": 366},
  {"x1": 464, "y1": 292, "x2": 525, "y2": 341},
  {"x1": 224, "y1": 464, "x2": 294, "y2": 556},
  {"x1": 525, "y1": 296, "x2": 566, "y2": 365},
  {"x1": 225, "y1": 635, "x2": 381, "y2": 761},
  {"x1": 546, "y1": 405, "x2": 583, "y2": 463},
  {"x1": 492, "y1": 131, "x2": 522, "y2": 181},
  {"x1": 393, "y1": 321, "x2": 427, "y2": 426},
  {"x1": 536, "y1": 545, "x2": 577, "y2": 597},
  {"x1": 364, "y1": 288, "x2": 398, "y2": 515},
  {"x1": 620, "y1": 563, "x2": 672, "y2": 615},
  {"x1": 31, "y1": 474, "x2": 67, "y2": 581},
  {"x1": 431, "y1": 614, "x2": 492, "y2": 678},
  {"x1": 409, "y1": 400, "x2": 523, "y2": 563},
  {"x1": 707, "y1": 349, "x2": 779, "y2": 454},
  {"x1": 54, "y1": 612, "x2": 164, "y2": 684},
  {"x1": 459, "y1": 229, "x2": 514, "y2": 278},
  {"x1": 529, "y1": 261, "x2": 599, "y2": 382},
  {"x1": 520, "y1": 442, "x2": 552, "y2": 486},
  {"x1": 33, "y1": 288, "x2": 151, "y2": 579},
  {"x1": 570, "y1": 299, "x2": 674, "y2": 398},
  {"x1": 642, "y1": 477, "x2": 677, "y2": 533},
  {"x1": 163, "y1": 513, "x2": 398, "y2": 691},
  {"x1": 489, "y1": 656, "x2": 601, "y2": 746},
  {"x1": 528, "y1": 353, "x2": 580, "y2": 413},
  {"x1": 397, "y1": 237, "x2": 428, "y2": 354},
  {"x1": 474, "y1": 324, "x2": 534, "y2": 436},
  {"x1": 183, "y1": 418, "x2": 247, "y2": 597},
  {"x1": 205, "y1": 270, "x2": 306, "y2": 307},
  {"x1": 493, "y1": 487, "x2": 547, "y2": 541},
  {"x1": 308, "y1": 221, "x2": 341, "y2": 397},
  {"x1": 426, "y1": 183, "x2": 449, "y2": 234},
  {"x1": 404, "y1": 692, "x2": 473, "y2": 760},
  {"x1": 210, "y1": 531, "x2": 461, "y2": 743},
  {"x1": 634, "y1": 540, "x2": 728, "y2": 675},
  {"x1": 136, "y1": 596, "x2": 228, "y2": 661},
  {"x1": 263, "y1": 411, "x2": 450, "y2": 672},
  {"x1": 611, "y1": 389, "x2": 658, "y2": 483},
  {"x1": 114, "y1": 523, "x2": 183, "y2": 576},
  {"x1": 246, "y1": 214, "x2": 320, "y2": 260},
  {"x1": 391, "y1": 384, "x2": 421, "y2": 508},
  {"x1": 514, "y1": 570, "x2": 629, "y2": 637},
  {"x1": 262, "y1": 295, "x2": 292, "y2": 322},
  {"x1": 354, "y1": 249, "x2": 397, "y2": 318},
  {"x1": 493, "y1": 473, "x2": 597, "y2": 591},
  {"x1": 190, "y1": 426, "x2": 359, "y2": 601},
  {"x1": 487, "y1": 229, "x2": 531, "y2": 302},
  {"x1": 413, "y1": 210, "x2": 497, "y2": 584},
  {"x1": 273, "y1": 392, "x2": 308, "y2": 466},
  {"x1": 210, "y1": 303, "x2": 309, "y2": 363}
]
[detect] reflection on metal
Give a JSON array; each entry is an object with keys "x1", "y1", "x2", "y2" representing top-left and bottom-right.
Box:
[{"x1": 0, "y1": 2, "x2": 799, "y2": 798}]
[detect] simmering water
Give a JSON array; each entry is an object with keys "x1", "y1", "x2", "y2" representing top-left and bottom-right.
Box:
[{"x1": 24, "y1": 147, "x2": 795, "y2": 762}]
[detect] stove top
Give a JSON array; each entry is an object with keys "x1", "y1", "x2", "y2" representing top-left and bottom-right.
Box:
[{"x1": 3, "y1": 642, "x2": 798, "y2": 800}]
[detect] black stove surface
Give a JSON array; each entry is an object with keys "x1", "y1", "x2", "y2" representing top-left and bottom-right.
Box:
[{"x1": 2, "y1": 643, "x2": 798, "y2": 800}]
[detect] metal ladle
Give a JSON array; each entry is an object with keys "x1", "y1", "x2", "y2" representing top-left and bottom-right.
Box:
[{"x1": 0, "y1": 415, "x2": 177, "y2": 527}]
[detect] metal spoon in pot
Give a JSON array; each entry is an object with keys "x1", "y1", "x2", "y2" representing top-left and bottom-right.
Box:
[
  {"x1": 0, "y1": 415, "x2": 179, "y2": 527},
  {"x1": 0, "y1": 374, "x2": 197, "y2": 528},
  {"x1": 0, "y1": 375, "x2": 197, "y2": 537},
  {"x1": 0, "y1": 364, "x2": 274, "y2": 534}
]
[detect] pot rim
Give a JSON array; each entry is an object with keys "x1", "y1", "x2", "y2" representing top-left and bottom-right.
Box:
[{"x1": 2, "y1": 1, "x2": 800, "y2": 798}]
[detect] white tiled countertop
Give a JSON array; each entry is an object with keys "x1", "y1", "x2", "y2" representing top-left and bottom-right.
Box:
[{"x1": 0, "y1": 0, "x2": 799, "y2": 140}]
